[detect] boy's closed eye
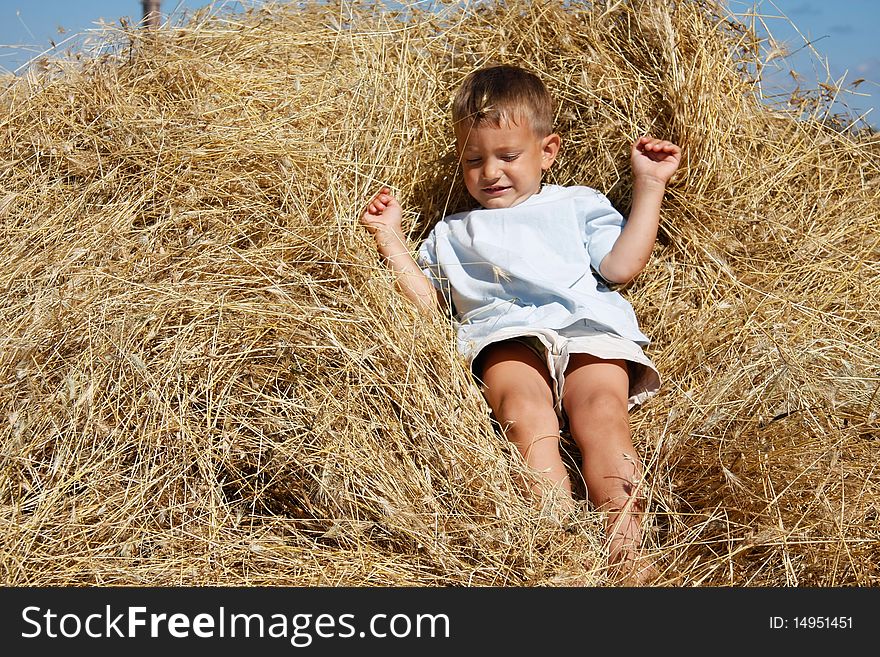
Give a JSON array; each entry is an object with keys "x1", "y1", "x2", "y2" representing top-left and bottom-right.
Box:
[{"x1": 464, "y1": 153, "x2": 521, "y2": 165}]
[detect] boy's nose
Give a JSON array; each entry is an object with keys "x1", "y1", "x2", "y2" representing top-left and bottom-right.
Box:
[{"x1": 481, "y1": 160, "x2": 501, "y2": 180}]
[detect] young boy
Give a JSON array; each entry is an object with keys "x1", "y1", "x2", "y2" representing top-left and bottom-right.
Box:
[{"x1": 360, "y1": 64, "x2": 680, "y2": 583}]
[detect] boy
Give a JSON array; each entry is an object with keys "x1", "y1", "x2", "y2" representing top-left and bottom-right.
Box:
[{"x1": 361, "y1": 64, "x2": 680, "y2": 583}]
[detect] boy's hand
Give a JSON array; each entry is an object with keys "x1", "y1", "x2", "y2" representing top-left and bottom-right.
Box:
[
  {"x1": 360, "y1": 186, "x2": 403, "y2": 236},
  {"x1": 631, "y1": 136, "x2": 681, "y2": 186}
]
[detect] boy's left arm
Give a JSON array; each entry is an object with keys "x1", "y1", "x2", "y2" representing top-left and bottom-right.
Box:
[{"x1": 598, "y1": 136, "x2": 681, "y2": 285}]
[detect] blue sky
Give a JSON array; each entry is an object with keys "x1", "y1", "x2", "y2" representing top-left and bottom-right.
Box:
[
  {"x1": 0, "y1": 0, "x2": 211, "y2": 72},
  {"x1": 0, "y1": 1, "x2": 877, "y2": 128},
  {"x1": 731, "y1": 0, "x2": 879, "y2": 128}
]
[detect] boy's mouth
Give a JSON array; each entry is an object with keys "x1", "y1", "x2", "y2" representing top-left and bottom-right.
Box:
[{"x1": 482, "y1": 185, "x2": 510, "y2": 195}]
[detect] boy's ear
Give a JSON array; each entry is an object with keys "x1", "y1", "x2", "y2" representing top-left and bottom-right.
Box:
[{"x1": 541, "y1": 133, "x2": 561, "y2": 171}]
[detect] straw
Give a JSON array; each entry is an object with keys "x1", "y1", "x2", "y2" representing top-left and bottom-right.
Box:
[{"x1": 1, "y1": 0, "x2": 877, "y2": 586}]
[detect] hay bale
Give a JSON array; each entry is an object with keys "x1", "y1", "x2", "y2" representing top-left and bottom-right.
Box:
[{"x1": 0, "y1": 0, "x2": 877, "y2": 586}]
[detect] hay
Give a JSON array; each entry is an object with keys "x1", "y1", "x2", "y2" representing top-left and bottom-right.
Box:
[{"x1": 1, "y1": 0, "x2": 877, "y2": 587}]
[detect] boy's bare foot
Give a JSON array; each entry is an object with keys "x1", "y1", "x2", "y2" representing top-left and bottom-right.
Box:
[
  {"x1": 608, "y1": 550, "x2": 660, "y2": 586},
  {"x1": 604, "y1": 500, "x2": 659, "y2": 585}
]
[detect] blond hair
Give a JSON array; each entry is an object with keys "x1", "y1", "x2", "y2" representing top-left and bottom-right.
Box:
[{"x1": 452, "y1": 64, "x2": 555, "y2": 138}]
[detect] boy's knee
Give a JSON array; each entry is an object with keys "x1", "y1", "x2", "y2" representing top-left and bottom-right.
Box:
[
  {"x1": 563, "y1": 389, "x2": 627, "y2": 427},
  {"x1": 493, "y1": 390, "x2": 555, "y2": 427}
]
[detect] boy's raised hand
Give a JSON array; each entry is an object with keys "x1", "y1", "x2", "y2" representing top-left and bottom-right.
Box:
[
  {"x1": 360, "y1": 186, "x2": 403, "y2": 236},
  {"x1": 631, "y1": 136, "x2": 681, "y2": 186}
]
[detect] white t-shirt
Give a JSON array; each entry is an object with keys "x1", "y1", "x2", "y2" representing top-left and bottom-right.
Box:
[{"x1": 418, "y1": 184, "x2": 650, "y2": 362}]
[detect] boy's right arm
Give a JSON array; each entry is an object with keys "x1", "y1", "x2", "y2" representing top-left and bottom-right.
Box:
[{"x1": 360, "y1": 187, "x2": 443, "y2": 315}]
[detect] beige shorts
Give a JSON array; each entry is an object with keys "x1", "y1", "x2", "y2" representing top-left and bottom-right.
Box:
[{"x1": 475, "y1": 320, "x2": 661, "y2": 418}]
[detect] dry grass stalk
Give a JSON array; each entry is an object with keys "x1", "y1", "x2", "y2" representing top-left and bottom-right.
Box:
[{"x1": 0, "y1": 0, "x2": 877, "y2": 586}]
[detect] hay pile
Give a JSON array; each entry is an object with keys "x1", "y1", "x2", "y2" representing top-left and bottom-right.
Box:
[{"x1": 1, "y1": 0, "x2": 877, "y2": 586}]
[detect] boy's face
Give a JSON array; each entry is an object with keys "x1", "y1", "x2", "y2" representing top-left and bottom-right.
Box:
[{"x1": 456, "y1": 117, "x2": 560, "y2": 210}]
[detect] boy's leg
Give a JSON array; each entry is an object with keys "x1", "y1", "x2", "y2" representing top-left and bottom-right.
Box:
[
  {"x1": 477, "y1": 340, "x2": 570, "y2": 501},
  {"x1": 560, "y1": 354, "x2": 654, "y2": 581}
]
